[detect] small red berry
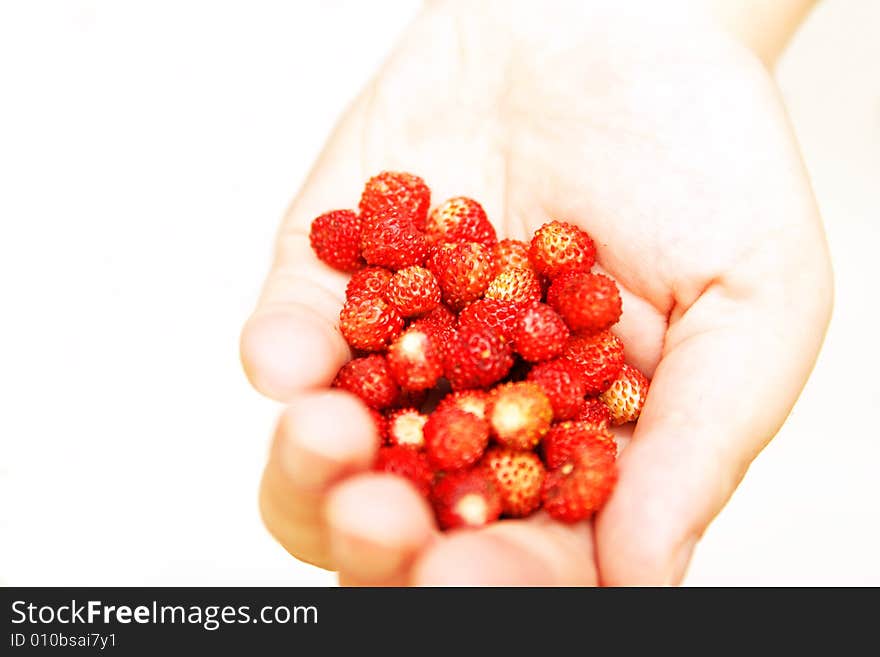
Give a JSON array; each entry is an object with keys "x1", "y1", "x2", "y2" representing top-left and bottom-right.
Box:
[
  {"x1": 385, "y1": 266, "x2": 441, "y2": 317},
  {"x1": 548, "y1": 271, "x2": 622, "y2": 334},
  {"x1": 338, "y1": 294, "x2": 404, "y2": 351},
  {"x1": 564, "y1": 331, "x2": 625, "y2": 396},
  {"x1": 528, "y1": 221, "x2": 596, "y2": 278},
  {"x1": 346, "y1": 266, "x2": 392, "y2": 300},
  {"x1": 457, "y1": 298, "x2": 521, "y2": 342},
  {"x1": 491, "y1": 239, "x2": 535, "y2": 277},
  {"x1": 526, "y1": 358, "x2": 587, "y2": 420},
  {"x1": 486, "y1": 382, "x2": 553, "y2": 450},
  {"x1": 386, "y1": 322, "x2": 444, "y2": 391},
  {"x1": 425, "y1": 197, "x2": 496, "y2": 247},
  {"x1": 359, "y1": 171, "x2": 430, "y2": 230},
  {"x1": 374, "y1": 446, "x2": 434, "y2": 497},
  {"x1": 481, "y1": 447, "x2": 545, "y2": 518},
  {"x1": 484, "y1": 267, "x2": 542, "y2": 306},
  {"x1": 542, "y1": 442, "x2": 617, "y2": 523},
  {"x1": 425, "y1": 241, "x2": 493, "y2": 310},
  {"x1": 434, "y1": 390, "x2": 490, "y2": 420},
  {"x1": 333, "y1": 355, "x2": 400, "y2": 410},
  {"x1": 512, "y1": 302, "x2": 570, "y2": 362},
  {"x1": 424, "y1": 406, "x2": 490, "y2": 471},
  {"x1": 431, "y1": 469, "x2": 502, "y2": 530},
  {"x1": 600, "y1": 364, "x2": 649, "y2": 425},
  {"x1": 575, "y1": 397, "x2": 612, "y2": 429},
  {"x1": 443, "y1": 322, "x2": 514, "y2": 391},
  {"x1": 542, "y1": 421, "x2": 616, "y2": 469},
  {"x1": 309, "y1": 209, "x2": 364, "y2": 272},
  {"x1": 360, "y1": 211, "x2": 428, "y2": 270}
]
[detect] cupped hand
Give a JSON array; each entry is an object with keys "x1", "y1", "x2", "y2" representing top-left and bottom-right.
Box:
[{"x1": 240, "y1": 0, "x2": 832, "y2": 585}]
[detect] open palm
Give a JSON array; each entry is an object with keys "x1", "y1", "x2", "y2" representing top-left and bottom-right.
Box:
[{"x1": 241, "y1": 1, "x2": 831, "y2": 585}]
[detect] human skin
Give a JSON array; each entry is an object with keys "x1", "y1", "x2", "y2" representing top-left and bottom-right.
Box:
[{"x1": 240, "y1": 0, "x2": 831, "y2": 585}]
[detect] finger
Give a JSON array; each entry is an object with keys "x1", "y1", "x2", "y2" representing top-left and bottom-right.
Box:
[
  {"x1": 259, "y1": 390, "x2": 379, "y2": 569},
  {"x1": 596, "y1": 260, "x2": 832, "y2": 585},
  {"x1": 325, "y1": 473, "x2": 436, "y2": 585},
  {"x1": 411, "y1": 514, "x2": 598, "y2": 586}
]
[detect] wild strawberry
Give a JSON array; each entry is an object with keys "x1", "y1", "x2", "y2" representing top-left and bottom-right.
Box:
[
  {"x1": 542, "y1": 421, "x2": 616, "y2": 469},
  {"x1": 333, "y1": 355, "x2": 399, "y2": 410},
  {"x1": 548, "y1": 271, "x2": 622, "y2": 334},
  {"x1": 443, "y1": 323, "x2": 514, "y2": 391},
  {"x1": 420, "y1": 303, "x2": 458, "y2": 340},
  {"x1": 575, "y1": 397, "x2": 612, "y2": 429},
  {"x1": 360, "y1": 211, "x2": 428, "y2": 270},
  {"x1": 385, "y1": 266, "x2": 441, "y2": 317},
  {"x1": 491, "y1": 239, "x2": 535, "y2": 277},
  {"x1": 338, "y1": 294, "x2": 404, "y2": 351},
  {"x1": 426, "y1": 241, "x2": 493, "y2": 310},
  {"x1": 528, "y1": 221, "x2": 596, "y2": 278},
  {"x1": 434, "y1": 390, "x2": 490, "y2": 420},
  {"x1": 512, "y1": 303, "x2": 570, "y2": 362},
  {"x1": 346, "y1": 266, "x2": 392, "y2": 300},
  {"x1": 481, "y1": 447, "x2": 545, "y2": 518},
  {"x1": 486, "y1": 382, "x2": 553, "y2": 450},
  {"x1": 374, "y1": 446, "x2": 434, "y2": 497},
  {"x1": 600, "y1": 364, "x2": 649, "y2": 425},
  {"x1": 386, "y1": 407, "x2": 428, "y2": 449},
  {"x1": 542, "y1": 442, "x2": 617, "y2": 522},
  {"x1": 424, "y1": 406, "x2": 490, "y2": 471},
  {"x1": 425, "y1": 197, "x2": 496, "y2": 247},
  {"x1": 457, "y1": 298, "x2": 521, "y2": 342},
  {"x1": 309, "y1": 209, "x2": 363, "y2": 272},
  {"x1": 526, "y1": 358, "x2": 587, "y2": 420},
  {"x1": 386, "y1": 322, "x2": 444, "y2": 391},
  {"x1": 563, "y1": 331, "x2": 625, "y2": 395},
  {"x1": 484, "y1": 267, "x2": 542, "y2": 306},
  {"x1": 431, "y1": 469, "x2": 502, "y2": 530},
  {"x1": 359, "y1": 171, "x2": 430, "y2": 230},
  {"x1": 368, "y1": 408, "x2": 388, "y2": 445}
]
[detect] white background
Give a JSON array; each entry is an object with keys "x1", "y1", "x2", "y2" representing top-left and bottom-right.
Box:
[{"x1": 1, "y1": 0, "x2": 878, "y2": 586}]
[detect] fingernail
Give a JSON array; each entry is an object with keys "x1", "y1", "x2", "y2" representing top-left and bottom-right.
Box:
[{"x1": 666, "y1": 536, "x2": 698, "y2": 586}]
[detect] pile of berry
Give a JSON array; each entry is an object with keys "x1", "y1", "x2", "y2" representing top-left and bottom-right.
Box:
[{"x1": 309, "y1": 172, "x2": 649, "y2": 529}]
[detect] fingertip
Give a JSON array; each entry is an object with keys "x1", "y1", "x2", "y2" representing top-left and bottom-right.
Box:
[
  {"x1": 241, "y1": 309, "x2": 347, "y2": 401},
  {"x1": 325, "y1": 473, "x2": 436, "y2": 584}
]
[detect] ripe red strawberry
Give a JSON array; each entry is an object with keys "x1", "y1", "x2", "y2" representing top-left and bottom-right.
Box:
[
  {"x1": 386, "y1": 322, "x2": 444, "y2": 391},
  {"x1": 575, "y1": 397, "x2": 612, "y2": 429},
  {"x1": 434, "y1": 390, "x2": 490, "y2": 420},
  {"x1": 368, "y1": 407, "x2": 388, "y2": 445},
  {"x1": 486, "y1": 382, "x2": 553, "y2": 450},
  {"x1": 457, "y1": 298, "x2": 521, "y2": 342},
  {"x1": 528, "y1": 221, "x2": 596, "y2": 278},
  {"x1": 563, "y1": 331, "x2": 625, "y2": 395},
  {"x1": 526, "y1": 358, "x2": 587, "y2": 420},
  {"x1": 431, "y1": 469, "x2": 502, "y2": 529},
  {"x1": 426, "y1": 241, "x2": 493, "y2": 310},
  {"x1": 484, "y1": 267, "x2": 542, "y2": 306},
  {"x1": 548, "y1": 271, "x2": 622, "y2": 334},
  {"x1": 420, "y1": 303, "x2": 457, "y2": 339},
  {"x1": 443, "y1": 323, "x2": 514, "y2": 391},
  {"x1": 542, "y1": 421, "x2": 616, "y2": 469},
  {"x1": 360, "y1": 211, "x2": 428, "y2": 270},
  {"x1": 542, "y1": 442, "x2": 617, "y2": 522},
  {"x1": 425, "y1": 197, "x2": 496, "y2": 247},
  {"x1": 600, "y1": 363, "x2": 649, "y2": 425},
  {"x1": 359, "y1": 171, "x2": 430, "y2": 230},
  {"x1": 481, "y1": 447, "x2": 545, "y2": 517},
  {"x1": 491, "y1": 239, "x2": 535, "y2": 277},
  {"x1": 346, "y1": 266, "x2": 392, "y2": 300},
  {"x1": 386, "y1": 407, "x2": 428, "y2": 449},
  {"x1": 385, "y1": 266, "x2": 441, "y2": 317},
  {"x1": 424, "y1": 406, "x2": 490, "y2": 471},
  {"x1": 512, "y1": 303, "x2": 570, "y2": 362},
  {"x1": 309, "y1": 209, "x2": 364, "y2": 272},
  {"x1": 374, "y1": 446, "x2": 434, "y2": 497},
  {"x1": 338, "y1": 294, "x2": 404, "y2": 351},
  {"x1": 333, "y1": 355, "x2": 400, "y2": 409}
]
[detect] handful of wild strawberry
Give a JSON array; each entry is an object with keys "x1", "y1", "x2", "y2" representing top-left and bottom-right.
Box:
[{"x1": 309, "y1": 171, "x2": 649, "y2": 530}]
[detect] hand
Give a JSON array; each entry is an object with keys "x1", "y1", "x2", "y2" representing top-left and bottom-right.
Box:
[{"x1": 240, "y1": 0, "x2": 832, "y2": 585}]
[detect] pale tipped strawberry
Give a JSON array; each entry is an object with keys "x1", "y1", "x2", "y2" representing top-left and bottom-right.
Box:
[
  {"x1": 385, "y1": 266, "x2": 441, "y2": 317},
  {"x1": 457, "y1": 298, "x2": 521, "y2": 342},
  {"x1": 386, "y1": 407, "x2": 429, "y2": 449},
  {"x1": 526, "y1": 358, "x2": 587, "y2": 420},
  {"x1": 434, "y1": 390, "x2": 490, "y2": 420},
  {"x1": 563, "y1": 330, "x2": 625, "y2": 396},
  {"x1": 512, "y1": 302, "x2": 570, "y2": 362},
  {"x1": 374, "y1": 446, "x2": 434, "y2": 497},
  {"x1": 481, "y1": 447, "x2": 545, "y2": 517},
  {"x1": 528, "y1": 220, "x2": 596, "y2": 278},
  {"x1": 339, "y1": 294, "x2": 404, "y2": 352},
  {"x1": 548, "y1": 271, "x2": 622, "y2": 334},
  {"x1": 425, "y1": 197, "x2": 496, "y2": 247},
  {"x1": 491, "y1": 239, "x2": 535, "y2": 277},
  {"x1": 600, "y1": 363, "x2": 649, "y2": 425},
  {"x1": 424, "y1": 406, "x2": 490, "y2": 471},
  {"x1": 484, "y1": 267, "x2": 542, "y2": 306},
  {"x1": 426, "y1": 241, "x2": 493, "y2": 310},
  {"x1": 542, "y1": 421, "x2": 617, "y2": 469},
  {"x1": 431, "y1": 469, "x2": 502, "y2": 530},
  {"x1": 333, "y1": 355, "x2": 400, "y2": 410},
  {"x1": 542, "y1": 442, "x2": 617, "y2": 522},
  {"x1": 360, "y1": 211, "x2": 428, "y2": 269},
  {"x1": 443, "y1": 322, "x2": 514, "y2": 391},
  {"x1": 346, "y1": 266, "x2": 392, "y2": 300},
  {"x1": 309, "y1": 209, "x2": 364, "y2": 272},
  {"x1": 359, "y1": 171, "x2": 430, "y2": 230},
  {"x1": 386, "y1": 322, "x2": 444, "y2": 391},
  {"x1": 486, "y1": 382, "x2": 553, "y2": 450}
]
